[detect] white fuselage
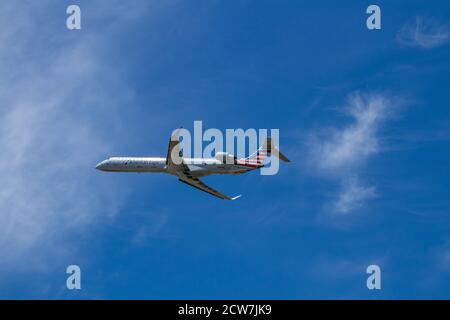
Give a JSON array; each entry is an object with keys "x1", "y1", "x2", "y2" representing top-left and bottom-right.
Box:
[{"x1": 96, "y1": 157, "x2": 260, "y2": 177}]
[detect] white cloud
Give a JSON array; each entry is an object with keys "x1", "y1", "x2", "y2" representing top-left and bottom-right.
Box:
[
  {"x1": 334, "y1": 178, "x2": 377, "y2": 214},
  {"x1": 397, "y1": 17, "x2": 450, "y2": 49},
  {"x1": 309, "y1": 92, "x2": 394, "y2": 214},
  {"x1": 0, "y1": 1, "x2": 150, "y2": 272},
  {"x1": 315, "y1": 92, "x2": 391, "y2": 170}
]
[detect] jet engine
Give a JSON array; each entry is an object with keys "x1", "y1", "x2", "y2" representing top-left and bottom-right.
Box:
[{"x1": 215, "y1": 152, "x2": 237, "y2": 164}]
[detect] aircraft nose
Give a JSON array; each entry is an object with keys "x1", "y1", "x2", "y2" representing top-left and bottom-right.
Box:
[{"x1": 96, "y1": 160, "x2": 107, "y2": 171}]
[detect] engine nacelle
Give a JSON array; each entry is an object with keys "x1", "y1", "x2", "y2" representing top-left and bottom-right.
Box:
[{"x1": 215, "y1": 152, "x2": 236, "y2": 164}]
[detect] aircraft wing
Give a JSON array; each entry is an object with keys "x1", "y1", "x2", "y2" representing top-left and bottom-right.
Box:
[
  {"x1": 166, "y1": 128, "x2": 240, "y2": 200},
  {"x1": 177, "y1": 172, "x2": 241, "y2": 201}
]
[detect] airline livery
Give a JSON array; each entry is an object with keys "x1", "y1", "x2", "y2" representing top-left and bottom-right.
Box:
[{"x1": 96, "y1": 129, "x2": 290, "y2": 200}]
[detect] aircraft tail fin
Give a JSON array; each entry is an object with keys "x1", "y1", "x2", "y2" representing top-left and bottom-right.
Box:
[{"x1": 240, "y1": 137, "x2": 290, "y2": 164}]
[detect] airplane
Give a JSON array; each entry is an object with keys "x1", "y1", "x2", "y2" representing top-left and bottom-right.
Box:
[{"x1": 95, "y1": 129, "x2": 290, "y2": 200}]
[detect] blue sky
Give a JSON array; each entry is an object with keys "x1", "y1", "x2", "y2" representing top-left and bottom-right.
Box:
[{"x1": 1, "y1": 0, "x2": 450, "y2": 299}]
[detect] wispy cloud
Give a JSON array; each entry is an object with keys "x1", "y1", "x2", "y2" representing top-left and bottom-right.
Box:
[
  {"x1": 309, "y1": 92, "x2": 396, "y2": 214},
  {"x1": 397, "y1": 16, "x2": 450, "y2": 49},
  {"x1": 334, "y1": 178, "x2": 377, "y2": 214},
  {"x1": 0, "y1": 1, "x2": 151, "y2": 273},
  {"x1": 314, "y1": 92, "x2": 390, "y2": 171}
]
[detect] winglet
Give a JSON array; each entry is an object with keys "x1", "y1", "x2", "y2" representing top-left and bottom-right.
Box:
[{"x1": 230, "y1": 195, "x2": 242, "y2": 201}]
